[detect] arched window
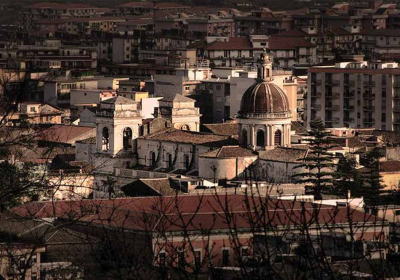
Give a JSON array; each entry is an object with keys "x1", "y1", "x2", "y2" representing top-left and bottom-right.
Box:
[
  {"x1": 123, "y1": 127, "x2": 132, "y2": 150},
  {"x1": 274, "y1": 130, "x2": 282, "y2": 146},
  {"x1": 167, "y1": 153, "x2": 173, "y2": 168},
  {"x1": 150, "y1": 152, "x2": 156, "y2": 167},
  {"x1": 242, "y1": 129, "x2": 248, "y2": 147},
  {"x1": 102, "y1": 127, "x2": 109, "y2": 151},
  {"x1": 183, "y1": 154, "x2": 190, "y2": 170},
  {"x1": 256, "y1": 130, "x2": 265, "y2": 147},
  {"x1": 181, "y1": 124, "x2": 190, "y2": 131}
]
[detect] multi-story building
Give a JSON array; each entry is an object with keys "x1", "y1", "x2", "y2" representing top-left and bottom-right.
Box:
[
  {"x1": 307, "y1": 60, "x2": 400, "y2": 131},
  {"x1": 204, "y1": 37, "x2": 254, "y2": 67},
  {"x1": 23, "y1": 2, "x2": 106, "y2": 30},
  {"x1": 234, "y1": 8, "x2": 292, "y2": 36}
]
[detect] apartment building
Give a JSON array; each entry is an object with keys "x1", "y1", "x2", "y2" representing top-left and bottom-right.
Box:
[{"x1": 307, "y1": 60, "x2": 400, "y2": 131}]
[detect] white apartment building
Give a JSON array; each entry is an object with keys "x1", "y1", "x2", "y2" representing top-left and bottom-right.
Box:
[{"x1": 307, "y1": 60, "x2": 400, "y2": 131}]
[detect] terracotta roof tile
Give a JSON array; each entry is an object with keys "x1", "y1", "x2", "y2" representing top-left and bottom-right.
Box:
[
  {"x1": 205, "y1": 37, "x2": 252, "y2": 51},
  {"x1": 12, "y1": 195, "x2": 383, "y2": 232},
  {"x1": 258, "y1": 147, "x2": 308, "y2": 163},
  {"x1": 200, "y1": 146, "x2": 257, "y2": 158},
  {"x1": 268, "y1": 37, "x2": 316, "y2": 50},
  {"x1": 141, "y1": 128, "x2": 237, "y2": 147},
  {"x1": 201, "y1": 123, "x2": 239, "y2": 136}
]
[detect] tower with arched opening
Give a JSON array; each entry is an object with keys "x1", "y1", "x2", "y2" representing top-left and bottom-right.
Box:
[{"x1": 96, "y1": 96, "x2": 142, "y2": 166}]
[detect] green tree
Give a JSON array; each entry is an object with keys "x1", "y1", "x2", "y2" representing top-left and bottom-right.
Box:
[
  {"x1": 334, "y1": 154, "x2": 363, "y2": 198},
  {"x1": 361, "y1": 147, "x2": 384, "y2": 204},
  {"x1": 0, "y1": 161, "x2": 42, "y2": 209},
  {"x1": 293, "y1": 119, "x2": 336, "y2": 200}
]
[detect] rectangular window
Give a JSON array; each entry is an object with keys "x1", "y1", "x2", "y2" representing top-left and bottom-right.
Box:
[
  {"x1": 194, "y1": 250, "x2": 201, "y2": 268},
  {"x1": 222, "y1": 249, "x2": 230, "y2": 266},
  {"x1": 241, "y1": 247, "x2": 249, "y2": 258},
  {"x1": 159, "y1": 252, "x2": 166, "y2": 267},
  {"x1": 30, "y1": 107, "x2": 36, "y2": 112},
  {"x1": 178, "y1": 251, "x2": 185, "y2": 269}
]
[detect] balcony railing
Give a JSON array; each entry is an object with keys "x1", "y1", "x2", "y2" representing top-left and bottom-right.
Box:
[
  {"x1": 311, "y1": 104, "x2": 321, "y2": 110},
  {"x1": 394, "y1": 107, "x2": 400, "y2": 112},
  {"x1": 363, "y1": 118, "x2": 375, "y2": 124},
  {"x1": 344, "y1": 117, "x2": 354, "y2": 122},
  {"x1": 344, "y1": 92, "x2": 355, "y2": 98},
  {"x1": 363, "y1": 81, "x2": 376, "y2": 87},
  {"x1": 332, "y1": 80, "x2": 340, "y2": 86},
  {"x1": 363, "y1": 93, "x2": 375, "y2": 99},
  {"x1": 363, "y1": 106, "x2": 375, "y2": 112},
  {"x1": 311, "y1": 92, "x2": 321, "y2": 98},
  {"x1": 344, "y1": 105, "x2": 355, "y2": 110},
  {"x1": 325, "y1": 104, "x2": 340, "y2": 111},
  {"x1": 344, "y1": 80, "x2": 355, "y2": 87}
]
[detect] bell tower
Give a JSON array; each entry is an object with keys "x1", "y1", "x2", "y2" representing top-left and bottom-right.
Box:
[
  {"x1": 95, "y1": 96, "x2": 142, "y2": 171},
  {"x1": 257, "y1": 51, "x2": 273, "y2": 82}
]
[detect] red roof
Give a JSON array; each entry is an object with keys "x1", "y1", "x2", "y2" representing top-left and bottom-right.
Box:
[
  {"x1": 205, "y1": 37, "x2": 252, "y2": 51},
  {"x1": 117, "y1": 1, "x2": 154, "y2": 8},
  {"x1": 29, "y1": 2, "x2": 96, "y2": 9},
  {"x1": 36, "y1": 125, "x2": 95, "y2": 144},
  {"x1": 157, "y1": 2, "x2": 189, "y2": 9},
  {"x1": 267, "y1": 37, "x2": 316, "y2": 50},
  {"x1": 13, "y1": 194, "x2": 383, "y2": 233}
]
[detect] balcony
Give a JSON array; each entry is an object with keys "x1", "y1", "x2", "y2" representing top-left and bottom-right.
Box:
[
  {"x1": 343, "y1": 117, "x2": 354, "y2": 122},
  {"x1": 363, "y1": 106, "x2": 375, "y2": 112},
  {"x1": 363, "y1": 81, "x2": 376, "y2": 87},
  {"x1": 325, "y1": 104, "x2": 340, "y2": 111},
  {"x1": 344, "y1": 80, "x2": 355, "y2": 87},
  {"x1": 344, "y1": 105, "x2": 355, "y2": 111},
  {"x1": 394, "y1": 82, "x2": 400, "y2": 88},
  {"x1": 332, "y1": 80, "x2": 341, "y2": 86},
  {"x1": 326, "y1": 93, "x2": 340, "y2": 99},
  {"x1": 363, "y1": 118, "x2": 375, "y2": 124},
  {"x1": 311, "y1": 92, "x2": 321, "y2": 98},
  {"x1": 311, "y1": 80, "x2": 322, "y2": 86},
  {"x1": 394, "y1": 119, "x2": 400, "y2": 124},
  {"x1": 344, "y1": 92, "x2": 355, "y2": 98},
  {"x1": 394, "y1": 94, "x2": 400, "y2": 99},
  {"x1": 333, "y1": 117, "x2": 340, "y2": 123},
  {"x1": 394, "y1": 107, "x2": 400, "y2": 113},
  {"x1": 363, "y1": 93, "x2": 375, "y2": 99},
  {"x1": 311, "y1": 104, "x2": 321, "y2": 110}
]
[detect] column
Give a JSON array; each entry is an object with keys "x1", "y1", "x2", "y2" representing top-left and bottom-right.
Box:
[
  {"x1": 270, "y1": 126, "x2": 274, "y2": 147},
  {"x1": 251, "y1": 125, "x2": 255, "y2": 150}
]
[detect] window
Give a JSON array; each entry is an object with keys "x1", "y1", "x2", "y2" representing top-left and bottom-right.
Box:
[
  {"x1": 102, "y1": 127, "x2": 110, "y2": 151},
  {"x1": 257, "y1": 130, "x2": 265, "y2": 147},
  {"x1": 274, "y1": 130, "x2": 282, "y2": 146},
  {"x1": 222, "y1": 249, "x2": 230, "y2": 266},
  {"x1": 167, "y1": 153, "x2": 173, "y2": 168},
  {"x1": 123, "y1": 127, "x2": 133, "y2": 150},
  {"x1": 216, "y1": 85, "x2": 222, "y2": 91},
  {"x1": 241, "y1": 247, "x2": 249, "y2": 258},
  {"x1": 194, "y1": 250, "x2": 202, "y2": 269},
  {"x1": 184, "y1": 154, "x2": 190, "y2": 170},
  {"x1": 184, "y1": 86, "x2": 190, "y2": 91},
  {"x1": 242, "y1": 129, "x2": 248, "y2": 147},
  {"x1": 382, "y1": 113, "x2": 386, "y2": 122},
  {"x1": 30, "y1": 106, "x2": 36, "y2": 112},
  {"x1": 159, "y1": 252, "x2": 166, "y2": 267},
  {"x1": 150, "y1": 152, "x2": 156, "y2": 167},
  {"x1": 178, "y1": 251, "x2": 185, "y2": 269},
  {"x1": 181, "y1": 124, "x2": 190, "y2": 131}
]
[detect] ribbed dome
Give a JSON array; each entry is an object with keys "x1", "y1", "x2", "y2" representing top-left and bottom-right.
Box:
[{"x1": 239, "y1": 82, "x2": 290, "y2": 115}]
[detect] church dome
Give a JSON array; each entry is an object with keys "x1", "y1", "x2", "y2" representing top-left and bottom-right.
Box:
[{"x1": 240, "y1": 82, "x2": 290, "y2": 115}]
